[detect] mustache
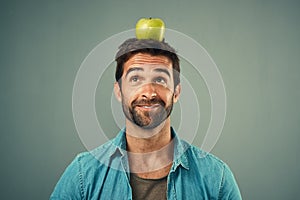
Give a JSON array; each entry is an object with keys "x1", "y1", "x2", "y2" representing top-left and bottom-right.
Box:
[{"x1": 132, "y1": 98, "x2": 165, "y2": 107}]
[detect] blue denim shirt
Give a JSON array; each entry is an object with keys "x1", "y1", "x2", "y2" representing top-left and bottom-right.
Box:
[{"x1": 50, "y1": 128, "x2": 242, "y2": 200}]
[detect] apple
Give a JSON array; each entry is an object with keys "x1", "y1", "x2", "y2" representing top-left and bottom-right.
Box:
[{"x1": 135, "y1": 17, "x2": 165, "y2": 42}]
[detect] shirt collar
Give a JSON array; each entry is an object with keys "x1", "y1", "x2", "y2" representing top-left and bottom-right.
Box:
[
  {"x1": 170, "y1": 127, "x2": 190, "y2": 170},
  {"x1": 101, "y1": 127, "x2": 190, "y2": 170}
]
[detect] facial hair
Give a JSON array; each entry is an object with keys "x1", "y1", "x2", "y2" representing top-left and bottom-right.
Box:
[{"x1": 122, "y1": 95, "x2": 174, "y2": 129}]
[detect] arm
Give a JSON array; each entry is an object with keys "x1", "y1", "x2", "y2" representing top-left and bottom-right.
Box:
[
  {"x1": 218, "y1": 164, "x2": 242, "y2": 200},
  {"x1": 50, "y1": 155, "x2": 84, "y2": 200}
]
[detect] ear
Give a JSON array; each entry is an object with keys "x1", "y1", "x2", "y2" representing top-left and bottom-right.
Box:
[
  {"x1": 114, "y1": 82, "x2": 122, "y2": 102},
  {"x1": 173, "y1": 84, "x2": 181, "y2": 103}
]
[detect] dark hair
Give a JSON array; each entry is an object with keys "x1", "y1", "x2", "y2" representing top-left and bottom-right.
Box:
[{"x1": 115, "y1": 38, "x2": 180, "y2": 88}]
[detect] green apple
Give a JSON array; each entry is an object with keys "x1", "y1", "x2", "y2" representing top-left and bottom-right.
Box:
[{"x1": 135, "y1": 17, "x2": 165, "y2": 41}]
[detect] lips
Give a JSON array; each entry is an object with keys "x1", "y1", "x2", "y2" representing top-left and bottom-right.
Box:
[
  {"x1": 135, "y1": 104, "x2": 160, "y2": 111},
  {"x1": 132, "y1": 99, "x2": 165, "y2": 107}
]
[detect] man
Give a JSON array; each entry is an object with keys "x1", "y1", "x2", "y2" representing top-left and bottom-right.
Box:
[{"x1": 51, "y1": 38, "x2": 242, "y2": 199}]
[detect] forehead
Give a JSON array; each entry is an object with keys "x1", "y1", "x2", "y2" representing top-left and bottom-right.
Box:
[{"x1": 123, "y1": 53, "x2": 172, "y2": 72}]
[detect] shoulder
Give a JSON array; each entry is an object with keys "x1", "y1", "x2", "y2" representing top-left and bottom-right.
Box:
[
  {"x1": 182, "y1": 140, "x2": 226, "y2": 167},
  {"x1": 181, "y1": 140, "x2": 234, "y2": 179},
  {"x1": 73, "y1": 139, "x2": 117, "y2": 169},
  {"x1": 50, "y1": 140, "x2": 121, "y2": 199}
]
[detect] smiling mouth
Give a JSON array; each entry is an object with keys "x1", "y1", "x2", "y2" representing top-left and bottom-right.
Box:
[{"x1": 136, "y1": 104, "x2": 160, "y2": 110}]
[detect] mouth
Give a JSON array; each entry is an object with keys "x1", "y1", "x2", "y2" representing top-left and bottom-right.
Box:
[{"x1": 135, "y1": 104, "x2": 160, "y2": 111}]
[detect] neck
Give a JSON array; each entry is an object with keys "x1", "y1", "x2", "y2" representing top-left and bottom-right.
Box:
[
  {"x1": 125, "y1": 118, "x2": 172, "y2": 153},
  {"x1": 125, "y1": 118, "x2": 174, "y2": 178}
]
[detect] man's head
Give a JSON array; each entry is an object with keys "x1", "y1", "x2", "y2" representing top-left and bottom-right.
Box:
[
  {"x1": 115, "y1": 38, "x2": 180, "y2": 88},
  {"x1": 114, "y1": 38, "x2": 181, "y2": 130}
]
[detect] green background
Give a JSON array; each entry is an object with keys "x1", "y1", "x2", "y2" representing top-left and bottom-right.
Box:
[{"x1": 1, "y1": 0, "x2": 300, "y2": 199}]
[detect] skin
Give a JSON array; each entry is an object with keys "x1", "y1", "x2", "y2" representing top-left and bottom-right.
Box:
[{"x1": 114, "y1": 53, "x2": 181, "y2": 179}]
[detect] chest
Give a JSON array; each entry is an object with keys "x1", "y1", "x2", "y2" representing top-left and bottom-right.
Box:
[
  {"x1": 86, "y1": 168, "x2": 219, "y2": 200},
  {"x1": 130, "y1": 173, "x2": 167, "y2": 200}
]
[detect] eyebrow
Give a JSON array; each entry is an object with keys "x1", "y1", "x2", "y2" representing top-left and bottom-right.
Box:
[
  {"x1": 125, "y1": 67, "x2": 171, "y2": 78},
  {"x1": 125, "y1": 67, "x2": 144, "y2": 78},
  {"x1": 153, "y1": 68, "x2": 171, "y2": 78}
]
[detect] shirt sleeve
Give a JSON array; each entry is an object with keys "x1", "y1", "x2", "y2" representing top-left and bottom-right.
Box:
[
  {"x1": 50, "y1": 155, "x2": 84, "y2": 200},
  {"x1": 218, "y1": 164, "x2": 242, "y2": 200}
]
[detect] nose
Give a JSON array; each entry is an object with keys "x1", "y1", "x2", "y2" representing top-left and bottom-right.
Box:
[{"x1": 140, "y1": 83, "x2": 157, "y2": 99}]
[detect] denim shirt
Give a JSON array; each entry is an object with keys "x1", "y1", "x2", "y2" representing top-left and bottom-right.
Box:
[{"x1": 50, "y1": 128, "x2": 242, "y2": 200}]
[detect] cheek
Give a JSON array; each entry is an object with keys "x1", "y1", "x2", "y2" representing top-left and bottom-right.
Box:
[
  {"x1": 157, "y1": 88, "x2": 174, "y2": 101},
  {"x1": 121, "y1": 89, "x2": 137, "y2": 105}
]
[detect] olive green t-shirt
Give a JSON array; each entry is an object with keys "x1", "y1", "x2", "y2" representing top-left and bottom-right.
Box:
[{"x1": 130, "y1": 173, "x2": 167, "y2": 200}]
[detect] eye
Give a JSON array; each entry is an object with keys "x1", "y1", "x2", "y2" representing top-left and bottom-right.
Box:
[
  {"x1": 154, "y1": 77, "x2": 167, "y2": 84},
  {"x1": 129, "y1": 75, "x2": 140, "y2": 83}
]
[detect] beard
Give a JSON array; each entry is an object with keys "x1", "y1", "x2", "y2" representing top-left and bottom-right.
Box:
[{"x1": 122, "y1": 95, "x2": 174, "y2": 129}]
